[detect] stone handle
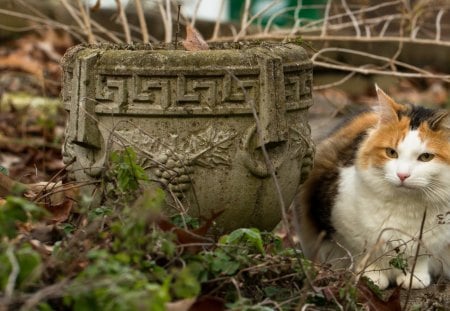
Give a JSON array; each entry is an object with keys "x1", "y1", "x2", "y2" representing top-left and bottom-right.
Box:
[
  {"x1": 67, "y1": 52, "x2": 105, "y2": 177},
  {"x1": 241, "y1": 49, "x2": 290, "y2": 178},
  {"x1": 241, "y1": 125, "x2": 288, "y2": 178},
  {"x1": 255, "y1": 48, "x2": 288, "y2": 147}
]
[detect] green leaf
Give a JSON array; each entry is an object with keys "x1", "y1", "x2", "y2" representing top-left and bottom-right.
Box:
[
  {"x1": 0, "y1": 197, "x2": 46, "y2": 238},
  {"x1": 109, "y1": 147, "x2": 148, "y2": 193},
  {"x1": 0, "y1": 165, "x2": 9, "y2": 176},
  {"x1": 389, "y1": 253, "x2": 408, "y2": 273},
  {"x1": 221, "y1": 228, "x2": 265, "y2": 255},
  {"x1": 211, "y1": 251, "x2": 240, "y2": 275},
  {"x1": 16, "y1": 246, "x2": 42, "y2": 288},
  {"x1": 0, "y1": 244, "x2": 42, "y2": 290},
  {"x1": 172, "y1": 266, "x2": 201, "y2": 299}
]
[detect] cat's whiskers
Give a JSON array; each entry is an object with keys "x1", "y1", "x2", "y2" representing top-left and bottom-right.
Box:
[{"x1": 420, "y1": 183, "x2": 449, "y2": 208}]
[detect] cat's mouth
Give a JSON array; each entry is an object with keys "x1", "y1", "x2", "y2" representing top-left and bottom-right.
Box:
[{"x1": 396, "y1": 182, "x2": 419, "y2": 190}]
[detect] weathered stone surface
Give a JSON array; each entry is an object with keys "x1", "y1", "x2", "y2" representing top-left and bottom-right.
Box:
[{"x1": 62, "y1": 42, "x2": 314, "y2": 234}]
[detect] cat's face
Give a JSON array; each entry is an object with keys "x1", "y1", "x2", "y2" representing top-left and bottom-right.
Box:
[{"x1": 356, "y1": 86, "x2": 450, "y2": 201}]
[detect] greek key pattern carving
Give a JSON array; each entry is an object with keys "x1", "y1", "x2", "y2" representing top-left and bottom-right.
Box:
[
  {"x1": 93, "y1": 69, "x2": 310, "y2": 115},
  {"x1": 284, "y1": 69, "x2": 312, "y2": 103}
]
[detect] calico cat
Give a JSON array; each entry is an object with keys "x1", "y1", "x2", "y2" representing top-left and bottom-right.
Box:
[{"x1": 298, "y1": 85, "x2": 450, "y2": 289}]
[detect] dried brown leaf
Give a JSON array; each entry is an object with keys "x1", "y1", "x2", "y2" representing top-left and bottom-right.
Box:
[
  {"x1": 189, "y1": 296, "x2": 225, "y2": 311},
  {"x1": 156, "y1": 209, "x2": 224, "y2": 253},
  {"x1": 183, "y1": 24, "x2": 209, "y2": 51},
  {"x1": 356, "y1": 281, "x2": 402, "y2": 311}
]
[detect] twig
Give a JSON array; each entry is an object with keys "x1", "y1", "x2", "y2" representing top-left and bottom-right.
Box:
[
  {"x1": 300, "y1": 0, "x2": 402, "y2": 32},
  {"x1": 59, "y1": 0, "x2": 86, "y2": 36},
  {"x1": 379, "y1": 15, "x2": 394, "y2": 37},
  {"x1": 174, "y1": 4, "x2": 181, "y2": 47},
  {"x1": 435, "y1": 9, "x2": 445, "y2": 41},
  {"x1": 190, "y1": 0, "x2": 202, "y2": 27},
  {"x1": 313, "y1": 70, "x2": 357, "y2": 90},
  {"x1": 158, "y1": 2, "x2": 169, "y2": 43},
  {"x1": 115, "y1": 0, "x2": 131, "y2": 44},
  {"x1": 5, "y1": 246, "x2": 19, "y2": 300},
  {"x1": 20, "y1": 279, "x2": 69, "y2": 311},
  {"x1": 165, "y1": 0, "x2": 173, "y2": 43},
  {"x1": 313, "y1": 60, "x2": 450, "y2": 81},
  {"x1": 341, "y1": 0, "x2": 361, "y2": 37},
  {"x1": 235, "y1": 0, "x2": 281, "y2": 41},
  {"x1": 321, "y1": 0, "x2": 332, "y2": 37},
  {"x1": 210, "y1": 0, "x2": 225, "y2": 40},
  {"x1": 283, "y1": 0, "x2": 304, "y2": 40},
  {"x1": 403, "y1": 205, "x2": 428, "y2": 310},
  {"x1": 134, "y1": 0, "x2": 149, "y2": 43},
  {"x1": 239, "y1": 0, "x2": 251, "y2": 39},
  {"x1": 312, "y1": 47, "x2": 441, "y2": 76},
  {"x1": 263, "y1": 5, "x2": 296, "y2": 35},
  {"x1": 76, "y1": 0, "x2": 96, "y2": 43}
]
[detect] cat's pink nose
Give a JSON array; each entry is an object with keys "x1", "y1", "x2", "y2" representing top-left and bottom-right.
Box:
[{"x1": 397, "y1": 172, "x2": 410, "y2": 181}]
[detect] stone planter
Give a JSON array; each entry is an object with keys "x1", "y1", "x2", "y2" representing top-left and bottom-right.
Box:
[{"x1": 61, "y1": 43, "x2": 314, "y2": 234}]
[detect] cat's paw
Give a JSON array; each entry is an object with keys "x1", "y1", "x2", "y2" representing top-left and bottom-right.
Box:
[
  {"x1": 396, "y1": 272, "x2": 431, "y2": 289},
  {"x1": 363, "y1": 270, "x2": 390, "y2": 289}
]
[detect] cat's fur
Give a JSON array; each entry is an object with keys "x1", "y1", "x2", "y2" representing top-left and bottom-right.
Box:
[{"x1": 298, "y1": 85, "x2": 450, "y2": 289}]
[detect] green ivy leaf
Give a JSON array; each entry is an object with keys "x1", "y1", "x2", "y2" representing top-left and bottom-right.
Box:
[
  {"x1": 0, "y1": 244, "x2": 42, "y2": 290},
  {"x1": 172, "y1": 266, "x2": 201, "y2": 299},
  {"x1": 220, "y1": 228, "x2": 265, "y2": 255},
  {"x1": 0, "y1": 197, "x2": 46, "y2": 238}
]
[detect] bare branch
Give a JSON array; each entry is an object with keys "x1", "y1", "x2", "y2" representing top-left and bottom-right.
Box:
[
  {"x1": 239, "y1": 0, "x2": 252, "y2": 39},
  {"x1": 76, "y1": 0, "x2": 96, "y2": 43},
  {"x1": 134, "y1": 0, "x2": 149, "y2": 43},
  {"x1": 5, "y1": 247, "x2": 19, "y2": 300},
  {"x1": 435, "y1": 9, "x2": 445, "y2": 41},
  {"x1": 190, "y1": 0, "x2": 202, "y2": 27},
  {"x1": 115, "y1": 0, "x2": 131, "y2": 43},
  {"x1": 341, "y1": 0, "x2": 361, "y2": 37},
  {"x1": 321, "y1": 0, "x2": 332, "y2": 37},
  {"x1": 235, "y1": 0, "x2": 282, "y2": 41},
  {"x1": 165, "y1": 0, "x2": 173, "y2": 42},
  {"x1": 211, "y1": 0, "x2": 226, "y2": 40}
]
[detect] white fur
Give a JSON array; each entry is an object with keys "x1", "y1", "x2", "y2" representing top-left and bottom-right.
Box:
[{"x1": 328, "y1": 130, "x2": 450, "y2": 289}]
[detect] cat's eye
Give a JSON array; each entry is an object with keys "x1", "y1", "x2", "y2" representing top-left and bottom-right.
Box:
[
  {"x1": 418, "y1": 153, "x2": 434, "y2": 162},
  {"x1": 385, "y1": 148, "x2": 398, "y2": 158}
]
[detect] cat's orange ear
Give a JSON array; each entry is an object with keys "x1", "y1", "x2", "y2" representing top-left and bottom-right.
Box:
[
  {"x1": 375, "y1": 84, "x2": 403, "y2": 124},
  {"x1": 429, "y1": 110, "x2": 450, "y2": 130}
]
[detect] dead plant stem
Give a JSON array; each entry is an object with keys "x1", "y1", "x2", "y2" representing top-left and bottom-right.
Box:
[
  {"x1": 134, "y1": 0, "x2": 149, "y2": 43},
  {"x1": 5, "y1": 246, "x2": 19, "y2": 301},
  {"x1": 403, "y1": 205, "x2": 428, "y2": 310},
  {"x1": 115, "y1": 0, "x2": 131, "y2": 43},
  {"x1": 76, "y1": 0, "x2": 95, "y2": 43}
]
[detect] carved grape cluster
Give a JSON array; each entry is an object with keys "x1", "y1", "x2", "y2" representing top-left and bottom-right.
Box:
[{"x1": 152, "y1": 152, "x2": 194, "y2": 198}]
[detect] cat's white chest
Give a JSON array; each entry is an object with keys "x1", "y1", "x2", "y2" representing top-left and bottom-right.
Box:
[{"x1": 331, "y1": 166, "x2": 449, "y2": 256}]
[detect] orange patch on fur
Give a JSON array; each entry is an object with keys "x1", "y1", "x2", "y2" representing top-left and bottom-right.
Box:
[
  {"x1": 313, "y1": 112, "x2": 378, "y2": 169},
  {"x1": 357, "y1": 117, "x2": 410, "y2": 168},
  {"x1": 418, "y1": 123, "x2": 450, "y2": 164}
]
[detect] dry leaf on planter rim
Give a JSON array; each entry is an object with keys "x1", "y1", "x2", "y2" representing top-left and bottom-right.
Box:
[{"x1": 183, "y1": 24, "x2": 209, "y2": 51}]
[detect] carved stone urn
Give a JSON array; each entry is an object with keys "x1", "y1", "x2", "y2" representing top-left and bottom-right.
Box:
[{"x1": 61, "y1": 42, "x2": 314, "y2": 234}]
